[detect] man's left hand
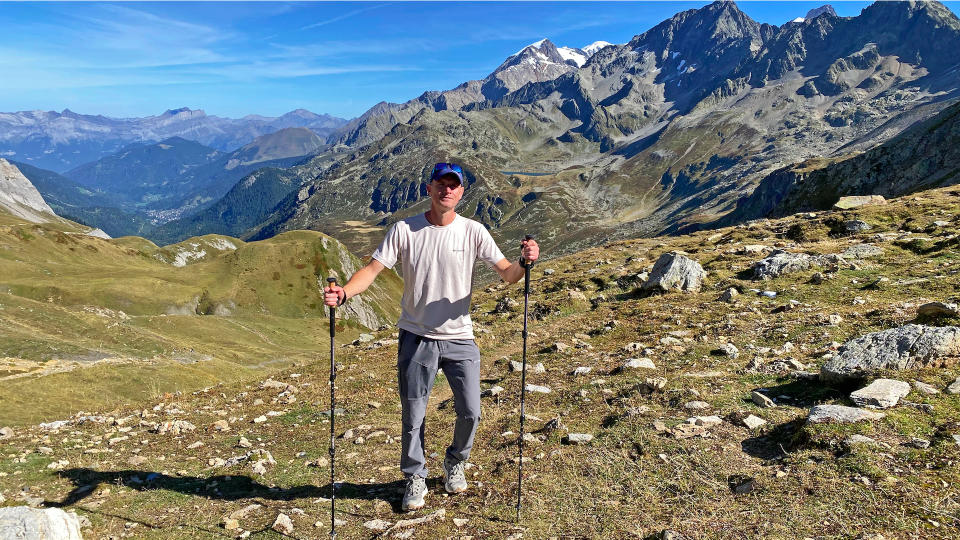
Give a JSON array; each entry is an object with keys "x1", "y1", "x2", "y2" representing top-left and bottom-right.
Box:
[{"x1": 521, "y1": 237, "x2": 539, "y2": 264}]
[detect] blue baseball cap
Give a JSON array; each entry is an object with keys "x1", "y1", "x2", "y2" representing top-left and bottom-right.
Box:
[{"x1": 430, "y1": 162, "x2": 464, "y2": 184}]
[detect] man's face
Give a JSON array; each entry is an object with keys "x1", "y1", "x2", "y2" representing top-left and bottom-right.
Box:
[{"x1": 426, "y1": 175, "x2": 464, "y2": 211}]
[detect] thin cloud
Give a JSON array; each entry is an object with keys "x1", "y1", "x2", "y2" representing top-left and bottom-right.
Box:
[{"x1": 301, "y1": 3, "x2": 389, "y2": 31}]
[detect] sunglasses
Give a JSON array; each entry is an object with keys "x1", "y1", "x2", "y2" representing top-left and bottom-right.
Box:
[{"x1": 431, "y1": 162, "x2": 464, "y2": 179}]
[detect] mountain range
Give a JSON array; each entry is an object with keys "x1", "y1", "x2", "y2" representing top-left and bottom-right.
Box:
[
  {"x1": 247, "y1": 0, "x2": 960, "y2": 257},
  {"x1": 5, "y1": 0, "x2": 960, "y2": 258},
  {"x1": 0, "y1": 107, "x2": 347, "y2": 172}
]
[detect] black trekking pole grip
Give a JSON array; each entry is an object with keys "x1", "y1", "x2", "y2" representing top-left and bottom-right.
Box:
[{"x1": 326, "y1": 277, "x2": 337, "y2": 538}]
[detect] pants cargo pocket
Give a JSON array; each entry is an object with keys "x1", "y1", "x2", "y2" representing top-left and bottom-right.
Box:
[{"x1": 397, "y1": 330, "x2": 438, "y2": 399}]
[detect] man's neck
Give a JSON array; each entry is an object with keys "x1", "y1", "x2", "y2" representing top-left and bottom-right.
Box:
[{"x1": 425, "y1": 208, "x2": 457, "y2": 226}]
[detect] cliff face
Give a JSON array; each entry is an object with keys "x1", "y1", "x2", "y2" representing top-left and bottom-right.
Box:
[{"x1": 0, "y1": 158, "x2": 59, "y2": 223}]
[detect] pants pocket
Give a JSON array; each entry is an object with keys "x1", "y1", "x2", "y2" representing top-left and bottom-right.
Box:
[{"x1": 397, "y1": 331, "x2": 436, "y2": 399}]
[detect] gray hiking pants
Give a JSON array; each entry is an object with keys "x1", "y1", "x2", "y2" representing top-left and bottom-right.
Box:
[{"x1": 397, "y1": 328, "x2": 481, "y2": 479}]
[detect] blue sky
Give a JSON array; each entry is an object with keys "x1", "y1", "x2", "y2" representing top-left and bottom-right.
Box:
[{"x1": 1, "y1": 1, "x2": 957, "y2": 120}]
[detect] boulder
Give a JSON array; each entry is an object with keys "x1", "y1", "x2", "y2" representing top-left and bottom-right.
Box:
[
  {"x1": 849, "y1": 379, "x2": 911, "y2": 409},
  {"x1": 641, "y1": 252, "x2": 706, "y2": 293},
  {"x1": 563, "y1": 433, "x2": 594, "y2": 445},
  {"x1": 821, "y1": 325, "x2": 960, "y2": 382},
  {"x1": 807, "y1": 405, "x2": 885, "y2": 424},
  {"x1": 917, "y1": 302, "x2": 959, "y2": 318},
  {"x1": 753, "y1": 250, "x2": 819, "y2": 280},
  {"x1": 844, "y1": 220, "x2": 872, "y2": 233},
  {"x1": 833, "y1": 195, "x2": 886, "y2": 210},
  {"x1": 0, "y1": 507, "x2": 83, "y2": 540}
]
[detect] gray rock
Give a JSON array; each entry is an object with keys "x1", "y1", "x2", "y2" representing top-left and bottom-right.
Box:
[
  {"x1": 272, "y1": 513, "x2": 294, "y2": 535},
  {"x1": 524, "y1": 384, "x2": 551, "y2": 394},
  {"x1": 807, "y1": 405, "x2": 885, "y2": 424},
  {"x1": 357, "y1": 333, "x2": 375, "y2": 343},
  {"x1": 844, "y1": 220, "x2": 872, "y2": 233},
  {"x1": 684, "y1": 401, "x2": 710, "y2": 410},
  {"x1": 572, "y1": 366, "x2": 592, "y2": 376},
  {"x1": 850, "y1": 379, "x2": 911, "y2": 409},
  {"x1": 563, "y1": 433, "x2": 594, "y2": 445},
  {"x1": 0, "y1": 507, "x2": 83, "y2": 540},
  {"x1": 751, "y1": 390, "x2": 775, "y2": 408},
  {"x1": 0, "y1": 426, "x2": 13, "y2": 439},
  {"x1": 841, "y1": 244, "x2": 884, "y2": 259},
  {"x1": 641, "y1": 252, "x2": 706, "y2": 293},
  {"x1": 904, "y1": 437, "x2": 931, "y2": 449},
  {"x1": 481, "y1": 385, "x2": 504, "y2": 397},
  {"x1": 717, "y1": 343, "x2": 739, "y2": 359},
  {"x1": 821, "y1": 325, "x2": 960, "y2": 382},
  {"x1": 810, "y1": 272, "x2": 825, "y2": 285},
  {"x1": 833, "y1": 195, "x2": 886, "y2": 210},
  {"x1": 741, "y1": 415, "x2": 767, "y2": 429},
  {"x1": 917, "y1": 302, "x2": 959, "y2": 318},
  {"x1": 947, "y1": 376, "x2": 960, "y2": 395},
  {"x1": 753, "y1": 250, "x2": 818, "y2": 280}
]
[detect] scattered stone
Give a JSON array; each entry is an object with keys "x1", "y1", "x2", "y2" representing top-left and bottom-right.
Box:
[
  {"x1": 638, "y1": 377, "x2": 667, "y2": 394},
  {"x1": 481, "y1": 385, "x2": 505, "y2": 397},
  {"x1": 690, "y1": 415, "x2": 722, "y2": 427},
  {"x1": 306, "y1": 457, "x2": 329, "y2": 468},
  {"x1": 367, "y1": 401, "x2": 382, "y2": 409},
  {"x1": 844, "y1": 434, "x2": 878, "y2": 448},
  {"x1": 821, "y1": 325, "x2": 960, "y2": 382},
  {"x1": 947, "y1": 376, "x2": 960, "y2": 394},
  {"x1": 684, "y1": 401, "x2": 710, "y2": 410},
  {"x1": 563, "y1": 433, "x2": 594, "y2": 445},
  {"x1": 641, "y1": 252, "x2": 706, "y2": 293},
  {"x1": 154, "y1": 420, "x2": 196, "y2": 435},
  {"x1": 751, "y1": 391, "x2": 775, "y2": 408},
  {"x1": 453, "y1": 518, "x2": 469, "y2": 527},
  {"x1": 525, "y1": 384, "x2": 551, "y2": 394},
  {"x1": 912, "y1": 380, "x2": 939, "y2": 395},
  {"x1": 850, "y1": 379, "x2": 911, "y2": 409},
  {"x1": 211, "y1": 420, "x2": 230, "y2": 432},
  {"x1": 810, "y1": 272, "x2": 825, "y2": 285},
  {"x1": 363, "y1": 518, "x2": 392, "y2": 531},
  {"x1": 0, "y1": 427, "x2": 13, "y2": 439},
  {"x1": 222, "y1": 517, "x2": 240, "y2": 530},
  {"x1": 719, "y1": 287, "x2": 739, "y2": 303},
  {"x1": 550, "y1": 342, "x2": 570, "y2": 353},
  {"x1": 543, "y1": 268, "x2": 555, "y2": 275},
  {"x1": 741, "y1": 415, "x2": 767, "y2": 429},
  {"x1": 716, "y1": 343, "x2": 739, "y2": 359},
  {"x1": 729, "y1": 476, "x2": 755, "y2": 494},
  {"x1": 127, "y1": 455, "x2": 148, "y2": 466},
  {"x1": 533, "y1": 362, "x2": 546, "y2": 374},
  {"x1": 253, "y1": 416, "x2": 267, "y2": 424},
  {"x1": 385, "y1": 509, "x2": 446, "y2": 533},
  {"x1": 237, "y1": 437, "x2": 253, "y2": 449},
  {"x1": 807, "y1": 405, "x2": 885, "y2": 424},
  {"x1": 186, "y1": 441, "x2": 204, "y2": 450},
  {"x1": 0, "y1": 507, "x2": 83, "y2": 540},
  {"x1": 229, "y1": 504, "x2": 262, "y2": 521},
  {"x1": 904, "y1": 437, "x2": 931, "y2": 449},
  {"x1": 918, "y1": 302, "x2": 959, "y2": 318},
  {"x1": 272, "y1": 513, "x2": 294, "y2": 535},
  {"x1": 572, "y1": 366, "x2": 592, "y2": 376},
  {"x1": 622, "y1": 358, "x2": 656, "y2": 370},
  {"x1": 833, "y1": 195, "x2": 886, "y2": 210},
  {"x1": 358, "y1": 333, "x2": 375, "y2": 343},
  {"x1": 670, "y1": 423, "x2": 707, "y2": 439}
]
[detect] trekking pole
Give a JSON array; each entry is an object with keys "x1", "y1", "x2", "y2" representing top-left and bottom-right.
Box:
[
  {"x1": 327, "y1": 277, "x2": 338, "y2": 538},
  {"x1": 516, "y1": 235, "x2": 534, "y2": 522}
]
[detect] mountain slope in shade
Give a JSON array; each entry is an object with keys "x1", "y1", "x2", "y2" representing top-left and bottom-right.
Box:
[
  {"x1": 716, "y1": 98, "x2": 960, "y2": 225},
  {"x1": 0, "y1": 158, "x2": 60, "y2": 223}
]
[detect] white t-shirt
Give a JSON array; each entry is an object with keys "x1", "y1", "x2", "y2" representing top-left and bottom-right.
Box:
[{"x1": 372, "y1": 213, "x2": 505, "y2": 340}]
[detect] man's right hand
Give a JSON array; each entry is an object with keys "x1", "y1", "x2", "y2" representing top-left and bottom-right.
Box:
[{"x1": 324, "y1": 285, "x2": 345, "y2": 307}]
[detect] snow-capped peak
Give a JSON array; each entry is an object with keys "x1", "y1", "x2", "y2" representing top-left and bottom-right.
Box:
[
  {"x1": 582, "y1": 41, "x2": 612, "y2": 55},
  {"x1": 557, "y1": 46, "x2": 588, "y2": 67},
  {"x1": 513, "y1": 38, "x2": 549, "y2": 57}
]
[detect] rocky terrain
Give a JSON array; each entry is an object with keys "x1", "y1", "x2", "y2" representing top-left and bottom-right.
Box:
[{"x1": 3, "y1": 183, "x2": 960, "y2": 538}]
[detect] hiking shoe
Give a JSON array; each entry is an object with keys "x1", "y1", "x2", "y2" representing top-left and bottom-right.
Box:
[
  {"x1": 443, "y1": 458, "x2": 468, "y2": 494},
  {"x1": 401, "y1": 476, "x2": 427, "y2": 511}
]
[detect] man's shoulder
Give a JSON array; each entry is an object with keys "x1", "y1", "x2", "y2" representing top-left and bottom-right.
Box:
[{"x1": 455, "y1": 214, "x2": 488, "y2": 233}]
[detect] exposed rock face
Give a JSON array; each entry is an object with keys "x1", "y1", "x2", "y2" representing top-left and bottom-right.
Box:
[
  {"x1": 834, "y1": 196, "x2": 888, "y2": 210},
  {"x1": 642, "y1": 252, "x2": 706, "y2": 292},
  {"x1": 0, "y1": 159, "x2": 58, "y2": 222},
  {"x1": 0, "y1": 507, "x2": 83, "y2": 540},
  {"x1": 821, "y1": 325, "x2": 960, "y2": 382},
  {"x1": 850, "y1": 379, "x2": 911, "y2": 409}
]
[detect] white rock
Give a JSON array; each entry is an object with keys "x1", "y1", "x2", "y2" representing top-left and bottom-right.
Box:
[
  {"x1": 253, "y1": 416, "x2": 267, "y2": 424},
  {"x1": 742, "y1": 415, "x2": 766, "y2": 429},
  {"x1": 623, "y1": 358, "x2": 656, "y2": 370},
  {"x1": 272, "y1": 513, "x2": 294, "y2": 535},
  {"x1": 948, "y1": 376, "x2": 960, "y2": 395},
  {"x1": 690, "y1": 415, "x2": 722, "y2": 427},
  {"x1": 684, "y1": 401, "x2": 710, "y2": 410},
  {"x1": 572, "y1": 366, "x2": 592, "y2": 376},
  {"x1": 363, "y1": 518, "x2": 391, "y2": 531},
  {"x1": 912, "y1": 380, "x2": 939, "y2": 395},
  {"x1": 525, "y1": 384, "x2": 551, "y2": 394},
  {"x1": 0, "y1": 507, "x2": 83, "y2": 540},
  {"x1": 751, "y1": 390, "x2": 775, "y2": 408},
  {"x1": 850, "y1": 379, "x2": 911, "y2": 409},
  {"x1": 564, "y1": 433, "x2": 594, "y2": 445}
]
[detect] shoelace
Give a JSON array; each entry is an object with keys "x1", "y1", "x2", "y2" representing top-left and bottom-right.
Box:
[{"x1": 448, "y1": 462, "x2": 465, "y2": 480}]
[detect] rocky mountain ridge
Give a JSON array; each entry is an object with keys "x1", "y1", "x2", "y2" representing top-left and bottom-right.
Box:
[
  {"x1": 252, "y1": 0, "x2": 960, "y2": 259},
  {"x1": 0, "y1": 159, "x2": 60, "y2": 224}
]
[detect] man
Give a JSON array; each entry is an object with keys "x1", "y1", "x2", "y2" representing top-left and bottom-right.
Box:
[{"x1": 323, "y1": 162, "x2": 539, "y2": 512}]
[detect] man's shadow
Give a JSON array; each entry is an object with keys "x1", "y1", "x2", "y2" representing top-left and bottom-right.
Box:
[{"x1": 48, "y1": 468, "x2": 410, "y2": 513}]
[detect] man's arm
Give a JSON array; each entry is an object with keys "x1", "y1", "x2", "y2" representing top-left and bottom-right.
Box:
[
  {"x1": 493, "y1": 237, "x2": 539, "y2": 284},
  {"x1": 323, "y1": 259, "x2": 386, "y2": 306}
]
